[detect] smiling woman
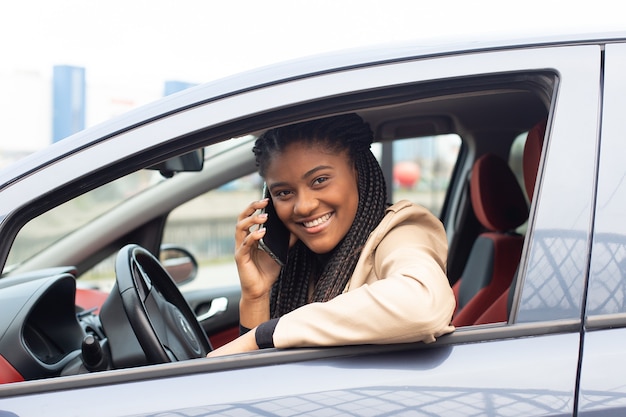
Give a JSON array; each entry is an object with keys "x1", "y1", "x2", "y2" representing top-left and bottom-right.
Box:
[
  {"x1": 263, "y1": 142, "x2": 360, "y2": 258},
  {"x1": 208, "y1": 113, "x2": 456, "y2": 356}
]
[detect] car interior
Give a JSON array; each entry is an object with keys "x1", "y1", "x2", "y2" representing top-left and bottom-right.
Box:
[{"x1": 0, "y1": 70, "x2": 554, "y2": 383}]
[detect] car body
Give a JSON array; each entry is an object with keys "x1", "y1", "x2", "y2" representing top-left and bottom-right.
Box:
[{"x1": 1, "y1": 31, "x2": 626, "y2": 416}]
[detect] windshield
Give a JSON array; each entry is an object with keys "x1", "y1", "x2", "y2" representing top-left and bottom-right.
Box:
[{"x1": 4, "y1": 170, "x2": 164, "y2": 274}]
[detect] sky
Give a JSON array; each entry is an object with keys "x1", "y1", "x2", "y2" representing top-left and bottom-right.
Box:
[
  {"x1": 1, "y1": 0, "x2": 624, "y2": 152},
  {"x1": 4, "y1": 0, "x2": 624, "y2": 85}
]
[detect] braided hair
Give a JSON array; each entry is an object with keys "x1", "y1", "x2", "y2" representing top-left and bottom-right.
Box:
[{"x1": 253, "y1": 113, "x2": 388, "y2": 318}]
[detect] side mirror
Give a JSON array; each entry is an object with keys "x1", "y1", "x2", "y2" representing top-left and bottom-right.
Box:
[{"x1": 159, "y1": 244, "x2": 198, "y2": 286}]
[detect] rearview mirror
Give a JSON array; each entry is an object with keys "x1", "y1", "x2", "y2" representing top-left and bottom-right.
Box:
[{"x1": 148, "y1": 148, "x2": 204, "y2": 178}]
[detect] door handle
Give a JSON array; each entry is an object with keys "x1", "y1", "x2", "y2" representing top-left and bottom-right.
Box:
[{"x1": 197, "y1": 297, "x2": 228, "y2": 321}]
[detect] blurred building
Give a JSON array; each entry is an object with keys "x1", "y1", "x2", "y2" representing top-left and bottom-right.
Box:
[{"x1": 0, "y1": 65, "x2": 195, "y2": 169}]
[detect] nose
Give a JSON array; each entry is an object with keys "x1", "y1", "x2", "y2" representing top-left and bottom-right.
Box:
[{"x1": 293, "y1": 189, "x2": 319, "y2": 217}]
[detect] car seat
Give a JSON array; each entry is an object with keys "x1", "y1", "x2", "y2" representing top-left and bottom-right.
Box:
[
  {"x1": 451, "y1": 153, "x2": 529, "y2": 327},
  {"x1": 473, "y1": 118, "x2": 547, "y2": 325}
]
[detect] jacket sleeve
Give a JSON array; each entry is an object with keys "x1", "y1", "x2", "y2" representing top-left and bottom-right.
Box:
[{"x1": 271, "y1": 204, "x2": 456, "y2": 348}]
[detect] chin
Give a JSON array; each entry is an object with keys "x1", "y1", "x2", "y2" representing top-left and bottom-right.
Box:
[{"x1": 305, "y1": 241, "x2": 335, "y2": 255}]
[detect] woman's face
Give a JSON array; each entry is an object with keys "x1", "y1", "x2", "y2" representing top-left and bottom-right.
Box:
[{"x1": 264, "y1": 141, "x2": 359, "y2": 254}]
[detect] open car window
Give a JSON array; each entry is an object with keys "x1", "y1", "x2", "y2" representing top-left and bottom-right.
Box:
[{"x1": 160, "y1": 133, "x2": 462, "y2": 294}]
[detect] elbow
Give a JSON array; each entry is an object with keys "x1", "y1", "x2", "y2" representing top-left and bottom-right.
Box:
[{"x1": 410, "y1": 283, "x2": 456, "y2": 342}]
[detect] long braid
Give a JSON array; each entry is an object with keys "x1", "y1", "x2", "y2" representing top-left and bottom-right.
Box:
[
  {"x1": 254, "y1": 114, "x2": 387, "y2": 318},
  {"x1": 311, "y1": 150, "x2": 386, "y2": 302}
]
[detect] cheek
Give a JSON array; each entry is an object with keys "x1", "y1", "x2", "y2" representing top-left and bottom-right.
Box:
[
  {"x1": 273, "y1": 201, "x2": 292, "y2": 225},
  {"x1": 347, "y1": 195, "x2": 359, "y2": 223},
  {"x1": 337, "y1": 182, "x2": 359, "y2": 228},
  {"x1": 347, "y1": 180, "x2": 360, "y2": 215}
]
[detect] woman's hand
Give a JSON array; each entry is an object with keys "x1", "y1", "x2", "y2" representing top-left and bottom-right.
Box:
[
  {"x1": 235, "y1": 198, "x2": 283, "y2": 327},
  {"x1": 206, "y1": 328, "x2": 258, "y2": 358}
]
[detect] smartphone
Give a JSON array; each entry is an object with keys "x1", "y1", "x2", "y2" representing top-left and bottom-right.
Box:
[{"x1": 258, "y1": 182, "x2": 290, "y2": 266}]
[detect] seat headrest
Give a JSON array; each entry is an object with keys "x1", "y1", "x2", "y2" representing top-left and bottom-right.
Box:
[
  {"x1": 523, "y1": 119, "x2": 547, "y2": 199},
  {"x1": 471, "y1": 153, "x2": 529, "y2": 232}
]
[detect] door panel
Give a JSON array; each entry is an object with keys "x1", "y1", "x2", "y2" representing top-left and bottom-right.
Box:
[
  {"x1": 0, "y1": 333, "x2": 581, "y2": 416},
  {"x1": 579, "y1": 328, "x2": 626, "y2": 415},
  {"x1": 580, "y1": 43, "x2": 626, "y2": 415}
]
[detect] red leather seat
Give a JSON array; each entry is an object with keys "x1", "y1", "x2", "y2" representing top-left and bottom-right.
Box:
[
  {"x1": 474, "y1": 119, "x2": 547, "y2": 325},
  {"x1": 451, "y1": 153, "x2": 529, "y2": 327}
]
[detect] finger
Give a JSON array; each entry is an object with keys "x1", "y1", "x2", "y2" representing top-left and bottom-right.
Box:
[
  {"x1": 235, "y1": 212, "x2": 268, "y2": 246},
  {"x1": 237, "y1": 198, "x2": 269, "y2": 222},
  {"x1": 236, "y1": 224, "x2": 266, "y2": 251},
  {"x1": 235, "y1": 200, "x2": 268, "y2": 240},
  {"x1": 235, "y1": 227, "x2": 267, "y2": 263},
  {"x1": 242, "y1": 226, "x2": 266, "y2": 248}
]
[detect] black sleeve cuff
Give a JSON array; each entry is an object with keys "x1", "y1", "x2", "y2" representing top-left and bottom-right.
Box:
[{"x1": 255, "y1": 318, "x2": 279, "y2": 349}]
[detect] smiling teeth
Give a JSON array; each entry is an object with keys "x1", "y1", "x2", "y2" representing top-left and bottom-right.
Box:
[{"x1": 303, "y1": 213, "x2": 331, "y2": 228}]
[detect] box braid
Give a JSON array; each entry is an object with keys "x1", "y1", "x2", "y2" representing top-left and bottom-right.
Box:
[{"x1": 253, "y1": 113, "x2": 388, "y2": 318}]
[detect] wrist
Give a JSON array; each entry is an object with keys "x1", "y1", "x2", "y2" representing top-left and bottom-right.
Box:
[
  {"x1": 240, "y1": 290, "x2": 271, "y2": 304},
  {"x1": 239, "y1": 294, "x2": 271, "y2": 329}
]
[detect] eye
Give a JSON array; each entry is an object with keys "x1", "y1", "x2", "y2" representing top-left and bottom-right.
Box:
[
  {"x1": 313, "y1": 176, "x2": 329, "y2": 186},
  {"x1": 275, "y1": 189, "x2": 292, "y2": 199}
]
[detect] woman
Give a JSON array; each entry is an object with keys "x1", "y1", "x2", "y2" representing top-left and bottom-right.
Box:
[{"x1": 208, "y1": 113, "x2": 455, "y2": 356}]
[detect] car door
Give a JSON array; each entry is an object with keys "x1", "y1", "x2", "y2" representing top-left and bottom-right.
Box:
[{"x1": 578, "y1": 42, "x2": 626, "y2": 415}]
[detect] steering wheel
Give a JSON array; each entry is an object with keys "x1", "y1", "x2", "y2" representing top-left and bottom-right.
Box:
[{"x1": 114, "y1": 244, "x2": 211, "y2": 363}]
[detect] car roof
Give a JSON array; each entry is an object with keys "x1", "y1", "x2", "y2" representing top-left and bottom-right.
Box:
[{"x1": 2, "y1": 29, "x2": 625, "y2": 188}]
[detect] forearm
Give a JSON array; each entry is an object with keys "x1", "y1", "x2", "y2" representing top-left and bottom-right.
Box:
[
  {"x1": 207, "y1": 318, "x2": 279, "y2": 358},
  {"x1": 273, "y1": 271, "x2": 455, "y2": 348},
  {"x1": 207, "y1": 327, "x2": 258, "y2": 357},
  {"x1": 239, "y1": 292, "x2": 271, "y2": 329}
]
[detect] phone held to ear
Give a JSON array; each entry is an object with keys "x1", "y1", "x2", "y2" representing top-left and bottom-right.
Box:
[{"x1": 258, "y1": 183, "x2": 290, "y2": 266}]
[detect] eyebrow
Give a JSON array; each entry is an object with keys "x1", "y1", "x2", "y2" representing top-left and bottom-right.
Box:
[{"x1": 302, "y1": 165, "x2": 333, "y2": 180}]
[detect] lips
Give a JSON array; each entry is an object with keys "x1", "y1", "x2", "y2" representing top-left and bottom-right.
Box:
[{"x1": 302, "y1": 213, "x2": 331, "y2": 228}]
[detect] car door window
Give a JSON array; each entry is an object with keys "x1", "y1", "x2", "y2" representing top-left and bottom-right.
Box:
[
  {"x1": 163, "y1": 173, "x2": 262, "y2": 291},
  {"x1": 165, "y1": 134, "x2": 462, "y2": 293},
  {"x1": 384, "y1": 134, "x2": 461, "y2": 216},
  {"x1": 514, "y1": 50, "x2": 601, "y2": 324},
  {"x1": 4, "y1": 170, "x2": 163, "y2": 276}
]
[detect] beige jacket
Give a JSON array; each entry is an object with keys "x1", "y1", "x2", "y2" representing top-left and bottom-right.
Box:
[{"x1": 273, "y1": 200, "x2": 456, "y2": 348}]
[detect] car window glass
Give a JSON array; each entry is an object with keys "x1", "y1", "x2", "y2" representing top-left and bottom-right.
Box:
[
  {"x1": 510, "y1": 131, "x2": 530, "y2": 234},
  {"x1": 387, "y1": 134, "x2": 461, "y2": 216},
  {"x1": 4, "y1": 170, "x2": 164, "y2": 275},
  {"x1": 517, "y1": 82, "x2": 600, "y2": 324},
  {"x1": 80, "y1": 156, "x2": 256, "y2": 293},
  {"x1": 164, "y1": 173, "x2": 262, "y2": 291},
  {"x1": 509, "y1": 132, "x2": 527, "y2": 196}
]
